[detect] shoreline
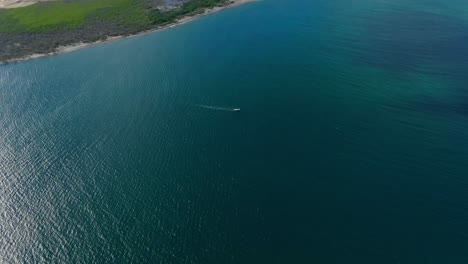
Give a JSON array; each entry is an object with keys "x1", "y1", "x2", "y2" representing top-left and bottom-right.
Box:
[{"x1": 1, "y1": 0, "x2": 256, "y2": 65}]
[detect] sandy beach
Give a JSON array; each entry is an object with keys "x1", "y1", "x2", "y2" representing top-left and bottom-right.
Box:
[
  {"x1": 1, "y1": 0, "x2": 256, "y2": 64},
  {"x1": 0, "y1": 0, "x2": 54, "y2": 9}
]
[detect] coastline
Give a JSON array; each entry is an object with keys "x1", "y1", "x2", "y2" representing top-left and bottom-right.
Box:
[{"x1": 1, "y1": 0, "x2": 256, "y2": 65}]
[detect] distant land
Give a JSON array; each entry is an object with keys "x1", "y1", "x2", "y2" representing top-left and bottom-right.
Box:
[
  {"x1": 0, "y1": 0, "x2": 55, "y2": 9},
  {"x1": 0, "y1": 0, "x2": 253, "y2": 64}
]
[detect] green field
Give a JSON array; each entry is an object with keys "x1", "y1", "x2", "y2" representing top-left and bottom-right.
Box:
[
  {"x1": 0, "y1": 0, "x2": 147, "y2": 32},
  {"x1": 0, "y1": 0, "x2": 227, "y2": 33}
]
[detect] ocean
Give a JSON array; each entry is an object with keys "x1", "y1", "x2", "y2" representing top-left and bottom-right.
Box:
[{"x1": 1, "y1": 0, "x2": 468, "y2": 262}]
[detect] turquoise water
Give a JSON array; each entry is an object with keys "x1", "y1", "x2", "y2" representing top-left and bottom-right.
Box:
[{"x1": 1, "y1": 0, "x2": 468, "y2": 262}]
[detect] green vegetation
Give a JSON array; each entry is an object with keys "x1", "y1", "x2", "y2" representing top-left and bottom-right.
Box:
[
  {"x1": 0, "y1": 0, "x2": 228, "y2": 33},
  {"x1": 0, "y1": 0, "x2": 150, "y2": 32},
  {"x1": 0, "y1": 0, "x2": 229, "y2": 62}
]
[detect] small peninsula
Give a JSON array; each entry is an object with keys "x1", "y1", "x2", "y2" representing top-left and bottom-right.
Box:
[{"x1": 0, "y1": 0, "x2": 252, "y2": 63}]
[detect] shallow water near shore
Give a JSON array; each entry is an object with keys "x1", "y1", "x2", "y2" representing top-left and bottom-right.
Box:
[{"x1": 1, "y1": 0, "x2": 468, "y2": 262}]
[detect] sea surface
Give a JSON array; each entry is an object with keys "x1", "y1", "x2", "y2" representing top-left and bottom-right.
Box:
[{"x1": 1, "y1": 0, "x2": 468, "y2": 262}]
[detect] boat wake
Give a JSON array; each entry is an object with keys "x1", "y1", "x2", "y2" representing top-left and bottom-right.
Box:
[{"x1": 195, "y1": 104, "x2": 240, "y2": 112}]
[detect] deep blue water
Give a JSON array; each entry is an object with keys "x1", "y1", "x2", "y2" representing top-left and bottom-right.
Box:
[{"x1": 1, "y1": 0, "x2": 468, "y2": 262}]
